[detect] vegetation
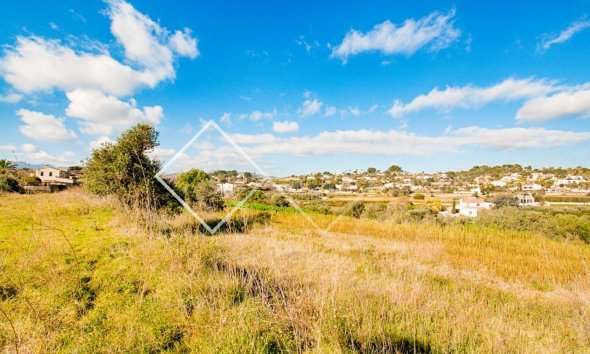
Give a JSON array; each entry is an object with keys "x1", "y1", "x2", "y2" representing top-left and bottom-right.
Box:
[
  {"x1": 1, "y1": 190, "x2": 589, "y2": 352},
  {"x1": 83, "y1": 124, "x2": 176, "y2": 211},
  {"x1": 176, "y1": 169, "x2": 224, "y2": 211},
  {"x1": 0, "y1": 175, "x2": 19, "y2": 192}
]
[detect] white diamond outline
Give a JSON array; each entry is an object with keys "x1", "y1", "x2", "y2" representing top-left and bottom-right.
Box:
[{"x1": 155, "y1": 120, "x2": 323, "y2": 235}]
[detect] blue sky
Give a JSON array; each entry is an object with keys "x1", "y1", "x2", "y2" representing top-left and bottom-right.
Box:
[{"x1": 1, "y1": 0, "x2": 589, "y2": 176}]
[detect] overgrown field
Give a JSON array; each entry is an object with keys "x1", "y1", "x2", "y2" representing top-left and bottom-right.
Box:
[{"x1": 1, "y1": 190, "x2": 589, "y2": 353}]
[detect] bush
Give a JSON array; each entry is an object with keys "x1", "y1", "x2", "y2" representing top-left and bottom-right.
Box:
[
  {"x1": 20, "y1": 175, "x2": 41, "y2": 186},
  {"x1": 0, "y1": 175, "x2": 19, "y2": 192},
  {"x1": 491, "y1": 195, "x2": 519, "y2": 208},
  {"x1": 83, "y1": 124, "x2": 177, "y2": 211},
  {"x1": 271, "y1": 194, "x2": 290, "y2": 207},
  {"x1": 346, "y1": 202, "x2": 365, "y2": 219},
  {"x1": 193, "y1": 181, "x2": 225, "y2": 212},
  {"x1": 413, "y1": 193, "x2": 425, "y2": 200}
]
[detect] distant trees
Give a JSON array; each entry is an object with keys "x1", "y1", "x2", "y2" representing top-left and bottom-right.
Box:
[
  {"x1": 491, "y1": 195, "x2": 519, "y2": 208},
  {"x1": 176, "y1": 168, "x2": 224, "y2": 211},
  {"x1": 367, "y1": 167, "x2": 377, "y2": 173},
  {"x1": 83, "y1": 124, "x2": 176, "y2": 211},
  {"x1": 387, "y1": 165, "x2": 402, "y2": 173}
]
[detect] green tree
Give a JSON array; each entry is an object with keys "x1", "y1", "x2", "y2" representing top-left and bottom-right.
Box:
[
  {"x1": 0, "y1": 175, "x2": 19, "y2": 192},
  {"x1": 492, "y1": 194, "x2": 519, "y2": 208},
  {"x1": 176, "y1": 169, "x2": 210, "y2": 202},
  {"x1": 367, "y1": 167, "x2": 377, "y2": 173},
  {"x1": 83, "y1": 124, "x2": 176, "y2": 210},
  {"x1": 387, "y1": 165, "x2": 402, "y2": 173},
  {"x1": 0, "y1": 159, "x2": 17, "y2": 175}
]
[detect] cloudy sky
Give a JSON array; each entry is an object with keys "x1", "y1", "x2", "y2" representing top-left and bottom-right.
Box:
[{"x1": 1, "y1": 0, "x2": 589, "y2": 175}]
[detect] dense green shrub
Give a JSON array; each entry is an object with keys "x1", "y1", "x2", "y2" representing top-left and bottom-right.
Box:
[
  {"x1": 83, "y1": 124, "x2": 178, "y2": 211},
  {"x1": 0, "y1": 175, "x2": 19, "y2": 192},
  {"x1": 413, "y1": 193, "x2": 425, "y2": 200}
]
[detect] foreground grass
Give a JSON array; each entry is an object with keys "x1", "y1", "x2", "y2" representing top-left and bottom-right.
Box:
[{"x1": 0, "y1": 190, "x2": 589, "y2": 353}]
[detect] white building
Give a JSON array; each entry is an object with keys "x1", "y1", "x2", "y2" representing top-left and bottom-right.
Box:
[
  {"x1": 518, "y1": 193, "x2": 535, "y2": 206},
  {"x1": 522, "y1": 183, "x2": 543, "y2": 191},
  {"x1": 491, "y1": 180, "x2": 507, "y2": 187},
  {"x1": 217, "y1": 183, "x2": 234, "y2": 196},
  {"x1": 34, "y1": 166, "x2": 75, "y2": 186},
  {"x1": 456, "y1": 198, "x2": 494, "y2": 217}
]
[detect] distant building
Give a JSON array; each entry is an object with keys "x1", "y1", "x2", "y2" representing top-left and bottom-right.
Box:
[
  {"x1": 491, "y1": 180, "x2": 507, "y2": 187},
  {"x1": 522, "y1": 183, "x2": 543, "y2": 191},
  {"x1": 456, "y1": 198, "x2": 494, "y2": 217},
  {"x1": 217, "y1": 183, "x2": 234, "y2": 196},
  {"x1": 33, "y1": 166, "x2": 75, "y2": 186},
  {"x1": 518, "y1": 193, "x2": 535, "y2": 206}
]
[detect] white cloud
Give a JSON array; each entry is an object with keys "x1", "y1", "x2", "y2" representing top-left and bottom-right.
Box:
[
  {"x1": 14, "y1": 143, "x2": 76, "y2": 166},
  {"x1": 230, "y1": 133, "x2": 278, "y2": 145},
  {"x1": 0, "y1": 36, "x2": 155, "y2": 96},
  {"x1": 0, "y1": 145, "x2": 17, "y2": 151},
  {"x1": 168, "y1": 29, "x2": 199, "y2": 58},
  {"x1": 147, "y1": 146, "x2": 176, "y2": 160},
  {"x1": 272, "y1": 120, "x2": 299, "y2": 133},
  {"x1": 389, "y1": 78, "x2": 554, "y2": 117},
  {"x1": 219, "y1": 112, "x2": 232, "y2": 125},
  {"x1": 539, "y1": 19, "x2": 590, "y2": 51},
  {"x1": 106, "y1": 0, "x2": 198, "y2": 72},
  {"x1": 227, "y1": 126, "x2": 590, "y2": 157},
  {"x1": 516, "y1": 89, "x2": 590, "y2": 122},
  {"x1": 299, "y1": 98, "x2": 323, "y2": 116},
  {"x1": 239, "y1": 109, "x2": 277, "y2": 121},
  {"x1": 18, "y1": 109, "x2": 77, "y2": 142},
  {"x1": 65, "y1": 89, "x2": 163, "y2": 135},
  {"x1": 0, "y1": 93, "x2": 23, "y2": 103},
  {"x1": 324, "y1": 105, "x2": 337, "y2": 117},
  {"x1": 331, "y1": 9, "x2": 460, "y2": 62},
  {"x1": 89, "y1": 135, "x2": 115, "y2": 150},
  {"x1": 295, "y1": 36, "x2": 320, "y2": 53}
]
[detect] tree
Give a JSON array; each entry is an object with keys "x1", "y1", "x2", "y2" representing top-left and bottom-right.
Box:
[
  {"x1": 492, "y1": 195, "x2": 519, "y2": 208},
  {"x1": 0, "y1": 159, "x2": 17, "y2": 175},
  {"x1": 387, "y1": 165, "x2": 402, "y2": 173},
  {"x1": 83, "y1": 124, "x2": 176, "y2": 211},
  {"x1": 194, "y1": 181, "x2": 225, "y2": 211},
  {"x1": 413, "y1": 193, "x2": 425, "y2": 200},
  {"x1": 176, "y1": 169, "x2": 210, "y2": 203},
  {"x1": 0, "y1": 175, "x2": 19, "y2": 192},
  {"x1": 20, "y1": 176, "x2": 41, "y2": 186},
  {"x1": 367, "y1": 167, "x2": 377, "y2": 173}
]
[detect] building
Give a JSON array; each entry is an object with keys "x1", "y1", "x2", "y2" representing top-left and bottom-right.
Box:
[
  {"x1": 518, "y1": 193, "x2": 535, "y2": 206},
  {"x1": 491, "y1": 180, "x2": 507, "y2": 187},
  {"x1": 456, "y1": 198, "x2": 494, "y2": 217},
  {"x1": 522, "y1": 183, "x2": 543, "y2": 191},
  {"x1": 33, "y1": 166, "x2": 75, "y2": 186},
  {"x1": 216, "y1": 183, "x2": 234, "y2": 197}
]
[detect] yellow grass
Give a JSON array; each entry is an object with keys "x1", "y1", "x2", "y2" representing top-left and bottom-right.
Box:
[{"x1": 1, "y1": 189, "x2": 589, "y2": 352}]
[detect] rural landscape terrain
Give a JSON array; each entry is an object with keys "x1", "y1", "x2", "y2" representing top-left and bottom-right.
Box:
[
  {"x1": 1, "y1": 124, "x2": 590, "y2": 352},
  {"x1": 2, "y1": 0, "x2": 590, "y2": 353}
]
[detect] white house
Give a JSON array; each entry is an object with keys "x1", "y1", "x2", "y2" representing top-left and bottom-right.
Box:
[
  {"x1": 217, "y1": 183, "x2": 235, "y2": 196},
  {"x1": 555, "y1": 176, "x2": 586, "y2": 185},
  {"x1": 491, "y1": 180, "x2": 507, "y2": 187},
  {"x1": 34, "y1": 166, "x2": 75, "y2": 186},
  {"x1": 518, "y1": 193, "x2": 535, "y2": 206},
  {"x1": 456, "y1": 198, "x2": 494, "y2": 217},
  {"x1": 522, "y1": 183, "x2": 543, "y2": 191}
]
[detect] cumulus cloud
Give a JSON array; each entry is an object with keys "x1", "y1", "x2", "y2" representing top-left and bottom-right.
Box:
[
  {"x1": 0, "y1": 145, "x2": 17, "y2": 151},
  {"x1": 0, "y1": 0, "x2": 198, "y2": 141},
  {"x1": 272, "y1": 120, "x2": 299, "y2": 133},
  {"x1": 516, "y1": 89, "x2": 590, "y2": 122},
  {"x1": 0, "y1": 93, "x2": 23, "y2": 103},
  {"x1": 18, "y1": 109, "x2": 77, "y2": 142},
  {"x1": 539, "y1": 19, "x2": 590, "y2": 51},
  {"x1": 219, "y1": 112, "x2": 232, "y2": 125},
  {"x1": 331, "y1": 9, "x2": 460, "y2": 62},
  {"x1": 299, "y1": 98, "x2": 323, "y2": 116},
  {"x1": 89, "y1": 135, "x2": 115, "y2": 150},
  {"x1": 65, "y1": 89, "x2": 163, "y2": 135},
  {"x1": 389, "y1": 78, "x2": 554, "y2": 117}
]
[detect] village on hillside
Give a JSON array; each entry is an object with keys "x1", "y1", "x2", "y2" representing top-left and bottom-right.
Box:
[{"x1": 4, "y1": 162, "x2": 588, "y2": 218}]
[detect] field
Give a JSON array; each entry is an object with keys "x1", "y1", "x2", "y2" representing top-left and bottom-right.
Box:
[{"x1": 1, "y1": 189, "x2": 590, "y2": 353}]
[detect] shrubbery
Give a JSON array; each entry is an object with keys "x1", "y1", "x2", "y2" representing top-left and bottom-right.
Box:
[
  {"x1": 0, "y1": 175, "x2": 19, "y2": 192},
  {"x1": 477, "y1": 207, "x2": 590, "y2": 243}
]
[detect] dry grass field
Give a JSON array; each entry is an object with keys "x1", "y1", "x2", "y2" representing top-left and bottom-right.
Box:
[{"x1": 1, "y1": 189, "x2": 589, "y2": 353}]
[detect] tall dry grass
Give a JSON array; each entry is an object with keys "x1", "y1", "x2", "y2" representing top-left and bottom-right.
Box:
[{"x1": 0, "y1": 189, "x2": 589, "y2": 352}]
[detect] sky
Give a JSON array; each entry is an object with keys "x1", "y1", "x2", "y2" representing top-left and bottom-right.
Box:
[{"x1": 1, "y1": 0, "x2": 590, "y2": 176}]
